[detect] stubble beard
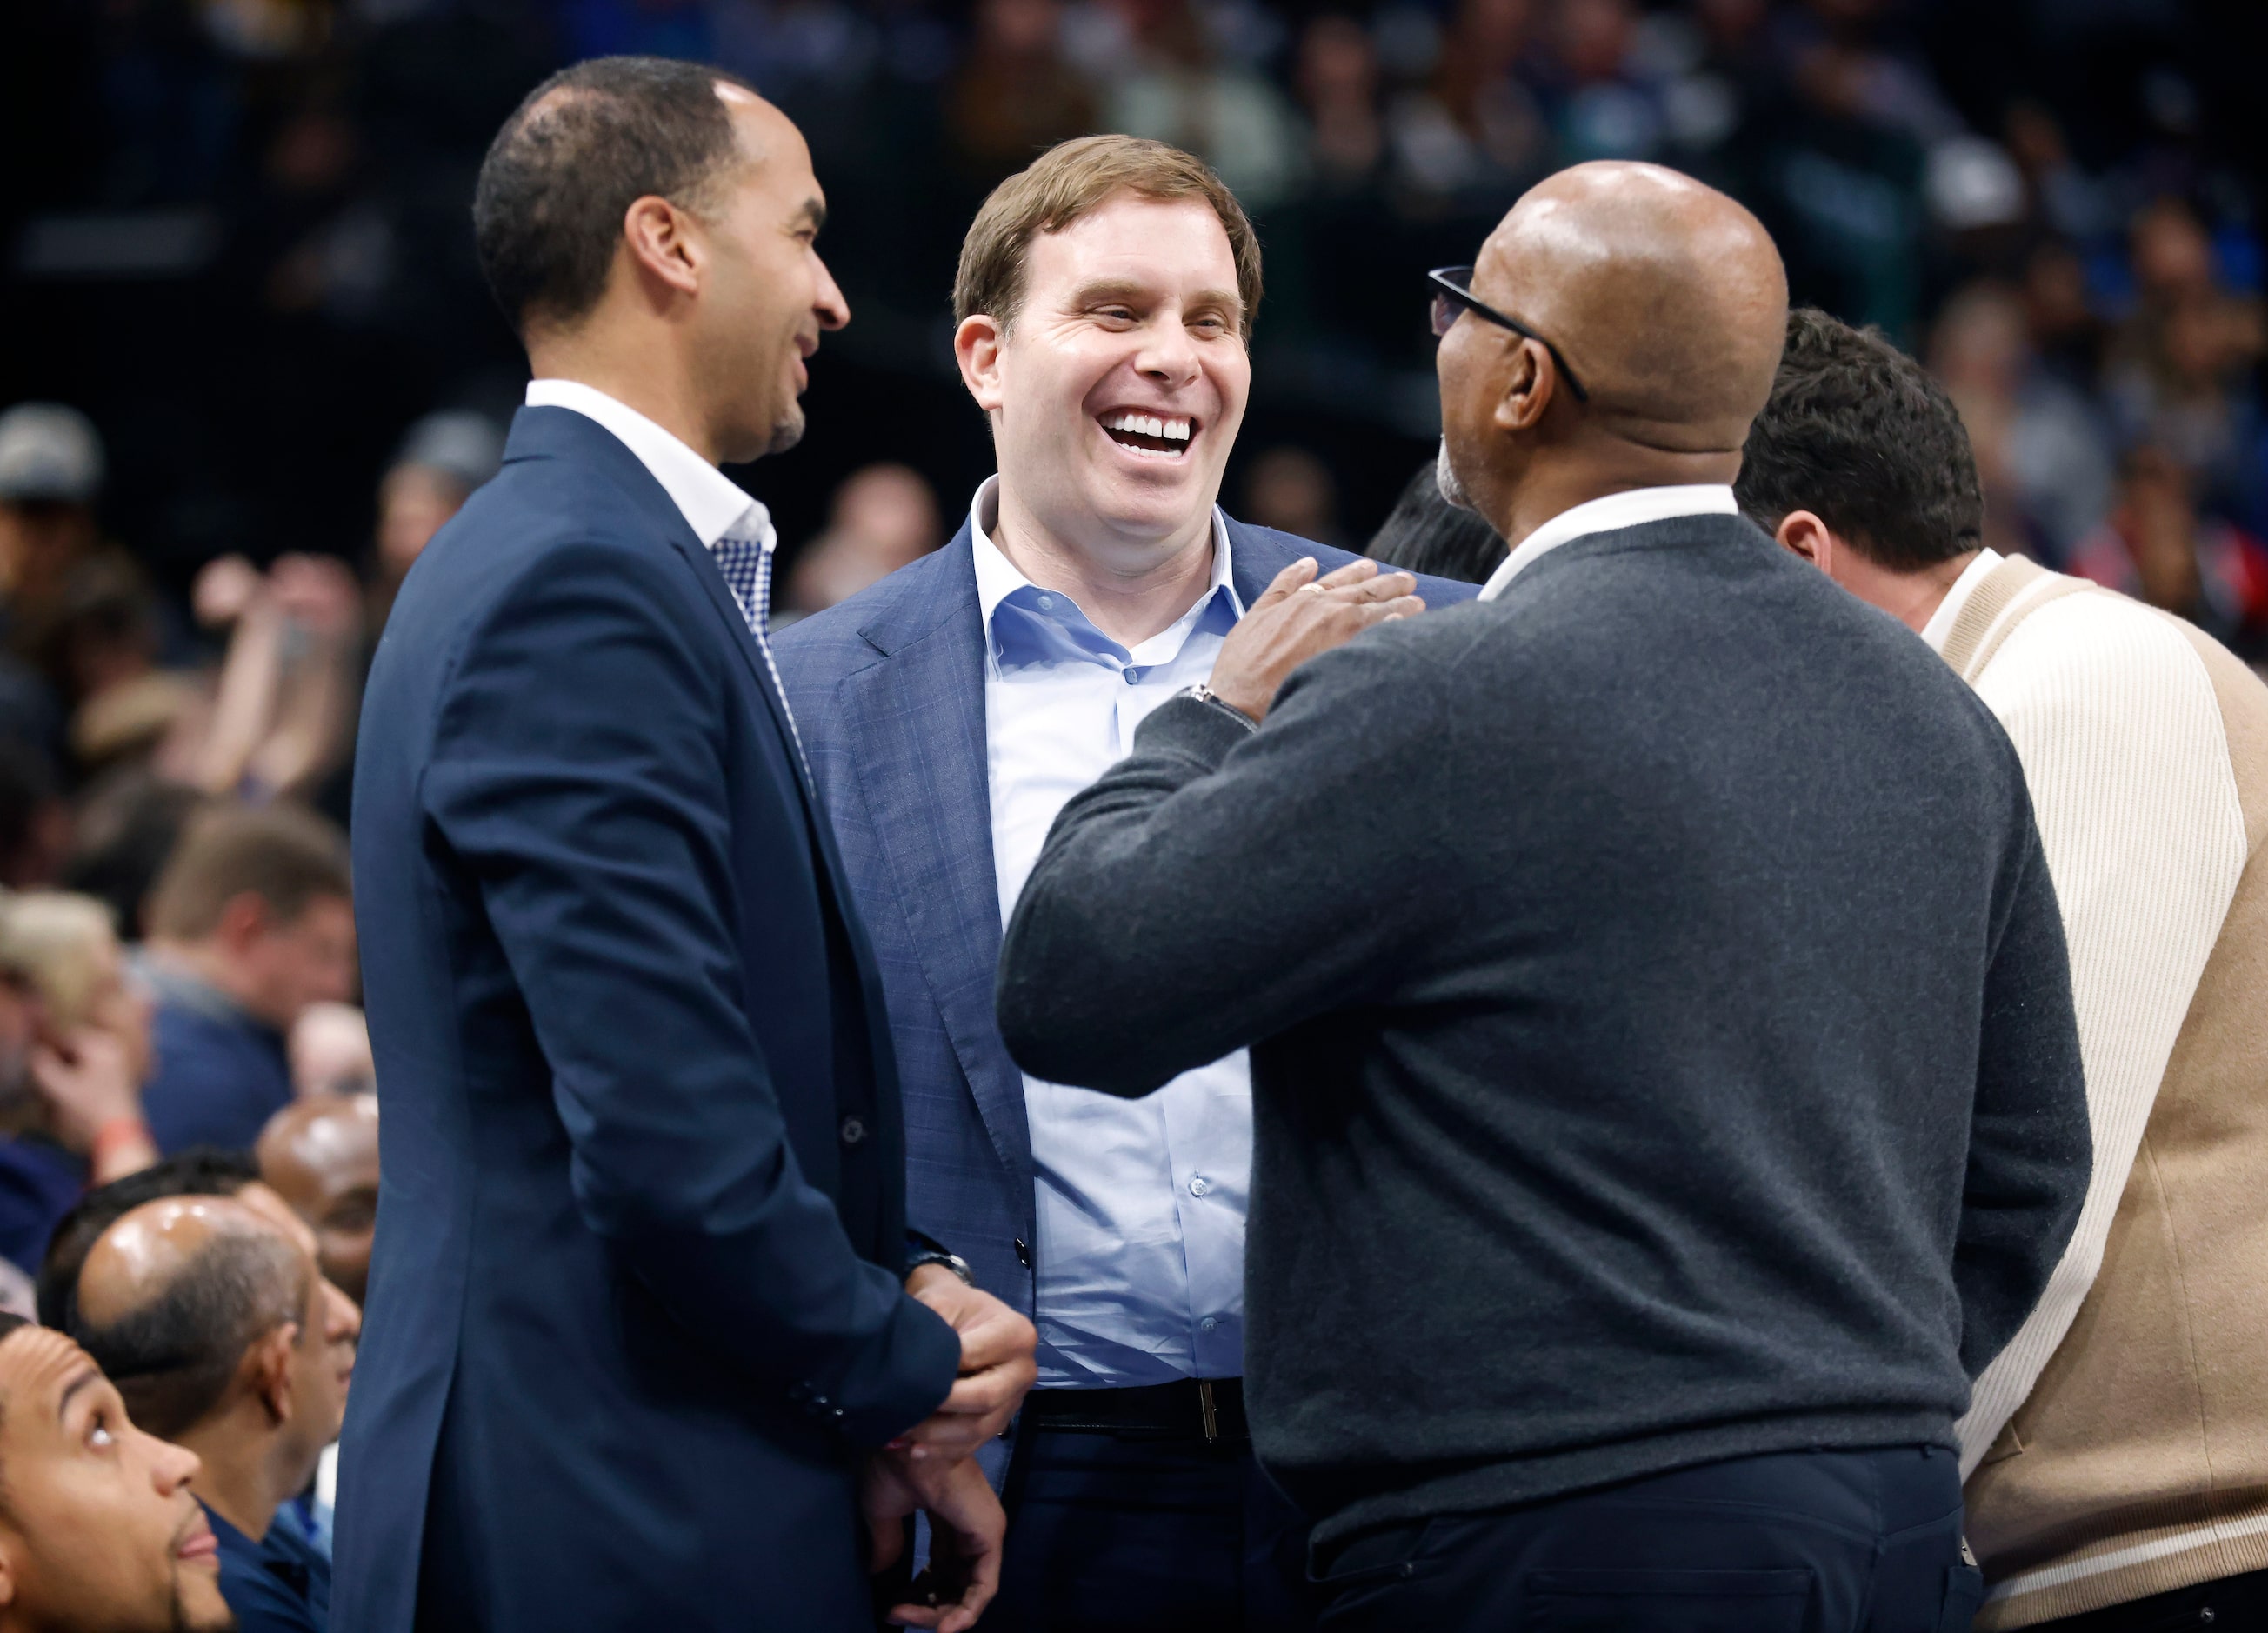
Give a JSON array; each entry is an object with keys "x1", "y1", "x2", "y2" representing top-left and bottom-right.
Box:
[{"x1": 1435, "y1": 437, "x2": 1477, "y2": 512}]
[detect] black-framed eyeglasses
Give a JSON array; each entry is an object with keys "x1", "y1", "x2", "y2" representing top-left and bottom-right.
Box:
[{"x1": 1427, "y1": 266, "x2": 1590, "y2": 403}]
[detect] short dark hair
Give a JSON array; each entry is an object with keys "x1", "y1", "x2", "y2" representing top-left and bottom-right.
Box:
[
  {"x1": 1367, "y1": 460, "x2": 1507, "y2": 585},
  {"x1": 37, "y1": 1149, "x2": 261, "y2": 1331},
  {"x1": 1735, "y1": 307, "x2": 1985, "y2": 573},
  {"x1": 474, "y1": 56, "x2": 757, "y2": 338},
  {"x1": 72, "y1": 1223, "x2": 307, "y2": 1442},
  {"x1": 144, "y1": 801, "x2": 350, "y2": 943}
]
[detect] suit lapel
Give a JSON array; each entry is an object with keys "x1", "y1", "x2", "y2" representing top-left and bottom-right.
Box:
[{"x1": 836, "y1": 532, "x2": 1033, "y2": 1183}]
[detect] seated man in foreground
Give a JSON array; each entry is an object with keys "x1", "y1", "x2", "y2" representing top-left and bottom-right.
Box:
[
  {"x1": 996, "y1": 161, "x2": 2091, "y2": 1632},
  {"x1": 73, "y1": 1196, "x2": 360, "y2": 1633},
  {"x1": 0, "y1": 1311, "x2": 235, "y2": 1633}
]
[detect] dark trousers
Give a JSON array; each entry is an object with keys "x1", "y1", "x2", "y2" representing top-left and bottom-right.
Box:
[
  {"x1": 2030, "y1": 1565, "x2": 2268, "y2": 1630},
  {"x1": 981, "y1": 1411, "x2": 1322, "y2": 1632},
  {"x1": 1314, "y1": 1444, "x2": 1980, "y2": 1633}
]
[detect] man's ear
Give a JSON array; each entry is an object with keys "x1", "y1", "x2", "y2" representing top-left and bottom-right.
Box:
[
  {"x1": 1490, "y1": 338, "x2": 1554, "y2": 435},
  {"x1": 213, "y1": 892, "x2": 272, "y2": 954},
  {"x1": 953, "y1": 314, "x2": 1006, "y2": 414},
  {"x1": 244, "y1": 1323, "x2": 298, "y2": 1429},
  {"x1": 620, "y1": 195, "x2": 703, "y2": 305},
  {"x1": 1774, "y1": 510, "x2": 1837, "y2": 573}
]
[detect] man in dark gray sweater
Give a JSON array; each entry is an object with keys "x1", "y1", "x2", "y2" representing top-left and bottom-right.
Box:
[{"x1": 996, "y1": 161, "x2": 2090, "y2": 1633}]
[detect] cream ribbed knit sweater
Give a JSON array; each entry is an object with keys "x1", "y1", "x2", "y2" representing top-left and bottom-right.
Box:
[{"x1": 1926, "y1": 554, "x2": 2268, "y2": 1627}]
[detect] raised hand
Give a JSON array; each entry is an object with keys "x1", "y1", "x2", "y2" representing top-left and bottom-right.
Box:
[{"x1": 1205, "y1": 557, "x2": 1424, "y2": 723}]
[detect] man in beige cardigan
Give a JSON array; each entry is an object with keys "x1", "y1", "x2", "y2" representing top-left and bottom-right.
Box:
[{"x1": 1737, "y1": 307, "x2": 2268, "y2": 1632}]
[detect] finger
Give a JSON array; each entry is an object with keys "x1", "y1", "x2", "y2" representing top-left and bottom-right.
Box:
[
  {"x1": 1312, "y1": 557, "x2": 1383, "y2": 590},
  {"x1": 936, "y1": 1368, "x2": 1023, "y2": 1419},
  {"x1": 1248, "y1": 557, "x2": 1319, "y2": 612},
  {"x1": 1333, "y1": 570, "x2": 1418, "y2": 604},
  {"x1": 942, "y1": 1529, "x2": 1002, "y2": 1633},
  {"x1": 884, "y1": 1603, "x2": 943, "y2": 1630}
]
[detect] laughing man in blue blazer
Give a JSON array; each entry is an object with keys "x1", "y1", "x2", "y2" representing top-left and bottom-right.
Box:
[{"x1": 777, "y1": 135, "x2": 1476, "y2": 1633}]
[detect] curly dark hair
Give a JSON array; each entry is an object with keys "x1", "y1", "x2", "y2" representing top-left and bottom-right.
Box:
[
  {"x1": 473, "y1": 56, "x2": 758, "y2": 339},
  {"x1": 1735, "y1": 307, "x2": 1985, "y2": 573}
]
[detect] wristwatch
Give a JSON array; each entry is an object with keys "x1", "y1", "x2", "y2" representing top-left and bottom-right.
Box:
[
  {"x1": 905, "y1": 1228, "x2": 976, "y2": 1284},
  {"x1": 1181, "y1": 682, "x2": 1258, "y2": 730},
  {"x1": 906, "y1": 1248, "x2": 975, "y2": 1285}
]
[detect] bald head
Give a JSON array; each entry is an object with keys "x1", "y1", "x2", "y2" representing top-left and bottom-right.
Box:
[
  {"x1": 1482, "y1": 162, "x2": 1786, "y2": 449},
  {"x1": 74, "y1": 1197, "x2": 307, "y2": 1441},
  {"x1": 258, "y1": 1092, "x2": 379, "y2": 1303}
]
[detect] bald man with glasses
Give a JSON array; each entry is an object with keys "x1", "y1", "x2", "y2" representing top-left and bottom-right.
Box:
[{"x1": 995, "y1": 161, "x2": 2091, "y2": 1633}]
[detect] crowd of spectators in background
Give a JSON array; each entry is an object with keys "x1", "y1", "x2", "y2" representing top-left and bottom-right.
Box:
[{"x1": 0, "y1": 3, "x2": 2258, "y2": 1626}]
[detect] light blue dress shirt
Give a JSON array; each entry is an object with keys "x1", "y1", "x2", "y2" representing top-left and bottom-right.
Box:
[{"x1": 969, "y1": 477, "x2": 1252, "y2": 1388}]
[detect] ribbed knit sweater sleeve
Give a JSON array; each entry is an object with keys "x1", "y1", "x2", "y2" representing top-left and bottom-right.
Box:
[{"x1": 1954, "y1": 593, "x2": 2251, "y2": 1475}]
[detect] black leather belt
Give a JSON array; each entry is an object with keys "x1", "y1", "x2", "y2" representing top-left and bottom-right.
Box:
[{"x1": 1023, "y1": 1378, "x2": 1249, "y2": 1444}]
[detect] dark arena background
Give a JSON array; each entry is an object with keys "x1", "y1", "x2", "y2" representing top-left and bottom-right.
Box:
[{"x1": 3, "y1": 0, "x2": 2265, "y2": 657}]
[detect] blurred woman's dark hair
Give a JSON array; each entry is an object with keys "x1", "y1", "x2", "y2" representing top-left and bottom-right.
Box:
[{"x1": 1366, "y1": 458, "x2": 1507, "y2": 585}]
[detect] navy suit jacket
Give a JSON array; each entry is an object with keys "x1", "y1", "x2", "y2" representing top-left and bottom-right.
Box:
[
  {"x1": 776, "y1": 517, "x2": 1474, "y2": 1458},
  {"x1": 336, "y1": 406, "x2": 960, "y2": 1633}
]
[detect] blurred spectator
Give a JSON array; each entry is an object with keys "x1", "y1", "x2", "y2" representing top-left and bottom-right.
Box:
[
  {"x1": 189, "y1": 553, "x2": 364, "y2": 802},
  {"x1": 289, "y1": 1003, "x2": 373, "y2": 1099},
  {"x1": 0, "y1": 738, "x2": 70, "y2": 890},
  {"x1": 137, "y1": 803, "x2": 356, "y2": 1155},
  {"x1": 1366, "y1": 454, "x2": 1506, "y2": 583},
  {"x1": 947, "y1": 0, "x2": 1099, "y2": 183},
  {"x1": 0, "y1": 406, "x2": 183, "y2": 763},
  {"x1": 1104, "y1": 0, "x2": 1307, "y2": 210},
  {"x1": 2070, "y1": 446, "x2": 2268, "y2": 668},
  {"x1": 62, "y1": 773, "x2": 216, "y2": 942},
  {"x1": 0, "y1": 404, "x2": 108, "y2": 643},
  {"x1": 2104, "y1": 199, "x2": 2267, "y2": 528},
  {"x1": 0, "y1": 1312, "x2": 235, "y2": 1633},
  {"x1": 257, "y1": 1092, "x2": 378, "y2": 1304},
  {"x1": 1295, "y1": 15, "x2": 1385, "y2": 189},
  {"x1": 2018, "y1": 237, "x2": 2109, "y2": 392},
  {"x1": 1536, "y1": 0, "x2": 1671, "y2": 164},
  {"x1": 74, "y1": 1195, "x2": 357, "y2": 1633},
  {"x1": 1397, "y1": 0, "x2": 1548, "y2": 197},
  {"x1": 0, "y1": 891, "x2": 162, "y2": 1279},
  {"x1": 1240, "y1": 445, "x2": 1343, "y2": 545},
  {"x1": 782, "y1": 463, "x2": 944, "y2": 618},
  {"x1": 1927, "y1": 281, "x2": 2113, "y2": 562},
  {"x1": 368, "y1": 410, "x2": 505, "y2": 630}
]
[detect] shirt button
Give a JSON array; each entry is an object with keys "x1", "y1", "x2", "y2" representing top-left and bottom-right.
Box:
[
  {"x1": 1014, "y1": 1237, "x2": 1032, "y2": 1267},
  {"x1": 1037, "y1": 595, "x2": 1054, "y2": 610},
  {"x1": 839, "y1": 1116, "x2": 866, "y2": 1145},
  {"x1": 1124, "y1": 668, "x2": 1140, "y2": 683},
  {"x1": 1188, "y1": 1176, "x2": 1209, "y2": 1197},
  {"x1": 1200, "y1": 1316, "x2": 1218, "y2": 1333}
]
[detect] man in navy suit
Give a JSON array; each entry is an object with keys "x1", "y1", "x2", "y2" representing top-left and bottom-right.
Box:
[
  {"x1": 339, "y1": 57, "x2": 1034, "y2": 1633},
  {"x1": 777, "y1": 135, "x2": 1475, "y2": 1632}
]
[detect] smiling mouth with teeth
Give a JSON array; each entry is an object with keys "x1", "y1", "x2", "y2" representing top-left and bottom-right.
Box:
[{"x1": 1101, "y1": 410, "x2": 1194, "y2": 457}]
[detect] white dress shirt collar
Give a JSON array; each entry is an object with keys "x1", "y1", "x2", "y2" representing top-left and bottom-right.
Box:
[
  {"x1": 524, "y1": 379, "x2": 773, "y2": 550},
  {"x1": 1918, "y1": 548, "x2": 2005, "y2": 654},
  {"x1": 1477, "y1": 483, "x2": 1740, "y2": 602},
  {"x1": 965, "y1": 474, "x2": 1238, "y2": 635}
]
